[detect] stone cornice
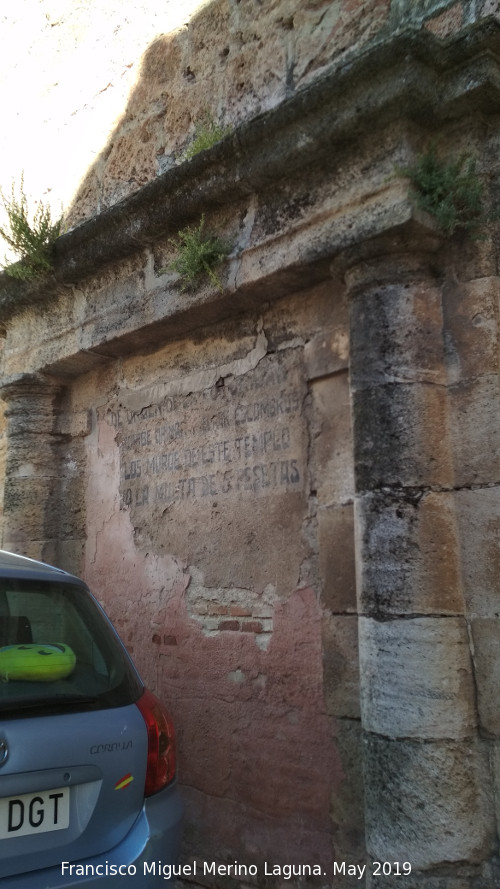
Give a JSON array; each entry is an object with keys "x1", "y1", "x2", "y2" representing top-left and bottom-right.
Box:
[{"x1": 1, "y1": 18, "x2": 500, "y2": 319}]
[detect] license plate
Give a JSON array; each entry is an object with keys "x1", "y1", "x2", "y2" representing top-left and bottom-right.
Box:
[{"x1": 0, "y1": 786, "x2": 70, "y2": 839}]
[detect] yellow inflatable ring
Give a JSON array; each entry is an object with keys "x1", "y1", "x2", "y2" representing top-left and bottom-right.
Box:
[{"x1": 0, "y1": 643, "x2": 76, "y2": 682}]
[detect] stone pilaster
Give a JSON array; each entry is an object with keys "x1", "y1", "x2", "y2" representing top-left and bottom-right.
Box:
[
  {"x1": 345, "y1": 246, "x2": 496, "y2": 884},
  {"x1": 0, "y1": 373, "x2": 66, "y2": 562}
]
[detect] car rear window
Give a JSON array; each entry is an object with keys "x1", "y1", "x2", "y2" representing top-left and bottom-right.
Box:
[{"x1": 0, "y1": 579, "x2": 142, "y2": 716}]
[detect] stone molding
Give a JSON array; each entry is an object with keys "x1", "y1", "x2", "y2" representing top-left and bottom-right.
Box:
[{"x1": 1, "y1": 19, "x2": 500, "y2": 322}]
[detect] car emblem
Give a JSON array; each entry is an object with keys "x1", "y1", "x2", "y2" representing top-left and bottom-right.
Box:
[{"x1": 0, "y1": 739, "x2": 8, "y2": 766}]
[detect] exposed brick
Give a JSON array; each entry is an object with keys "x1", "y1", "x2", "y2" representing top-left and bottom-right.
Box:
[
  {"x1": 208, "y1": 603, "x2": 229, "y2": 615},
  {"x1": 218, "y1": 619, "x2": 240, "y2": 631},
  {"x1": 229, "y1": 605, "x2": 253, "y2": 617},
  {"x1": 241, "y1": 621, "x2": 264, "y2": 633}
]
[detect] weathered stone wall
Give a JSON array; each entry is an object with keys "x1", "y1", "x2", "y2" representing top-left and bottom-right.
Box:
[{"x1": 1, "y1": 3, "x2": 500, "y2": 888}]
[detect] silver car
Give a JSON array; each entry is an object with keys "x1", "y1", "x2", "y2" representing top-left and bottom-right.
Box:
[{"x1": 0, "y1": 550, "x2": 183, "y2": 886}]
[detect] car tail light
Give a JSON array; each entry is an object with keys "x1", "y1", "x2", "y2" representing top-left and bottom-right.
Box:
[{"x1": 136, "y1": 688, "x2": 176, "y2": 796}]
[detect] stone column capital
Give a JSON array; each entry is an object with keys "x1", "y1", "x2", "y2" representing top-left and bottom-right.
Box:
[
  {"x1": 0, "y1": 373, "x2": 66, "y2": 433},
  {"x1": 334, "y1": 214, "x2": 444, "y2": 295},
  {"x1": 0, "y1": 371, "x2": 64, "y2": 403}
]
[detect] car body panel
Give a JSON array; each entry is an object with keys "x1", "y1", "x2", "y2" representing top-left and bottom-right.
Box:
[
  {"x1": 0, "y1": 706, "x2": 149, "y2": 877},
  {"x1": 0, "y1": 551, "x2": 183, "y2": 887},
  {"x1": 3, "y1": 783, "x2": 184, "y2": 888}
]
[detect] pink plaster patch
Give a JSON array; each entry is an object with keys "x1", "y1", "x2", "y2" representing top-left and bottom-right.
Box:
[
  {"x1": 85, "y1": 415, "x2": 340, "y2": 877},
  {"x1": 160, "y1": 586, "x2": 339, "y2": 872}
]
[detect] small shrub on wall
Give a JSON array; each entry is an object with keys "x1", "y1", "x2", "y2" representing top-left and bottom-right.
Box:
[{"x1": 0, "y1": 176, "x2": 62, "y2": 280}]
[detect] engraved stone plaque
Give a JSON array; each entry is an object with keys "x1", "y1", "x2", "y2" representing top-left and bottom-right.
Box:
[{"x1": 109, "y1": 351, "x2": 308, "y2": 592}]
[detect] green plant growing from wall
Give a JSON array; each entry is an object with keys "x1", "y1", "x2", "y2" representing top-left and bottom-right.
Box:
[
  {"x1": 397, "y1": 145, "x2": 486, "y2": 236},
  {"x1": 183, "y1": 113, "x2": 231, "y2": 161},
  {"x1": 0, "y1": 177, "x2": 62, "y2": 280},
  {"x1": 165, "y1": 215, "x2": 232, "y2": 292}
]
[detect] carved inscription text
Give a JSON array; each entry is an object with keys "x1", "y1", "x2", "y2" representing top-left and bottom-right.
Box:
[
  {"x1": 107, "y1": 352, "x2": 308, "y2": 588},
  {"x1": 112, "y1": 355, "x2": 306, "y2": 511}
]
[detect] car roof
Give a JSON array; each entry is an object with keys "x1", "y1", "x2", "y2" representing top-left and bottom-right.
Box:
[{"x1": 0, "y1": 550, "x2": 84, "y2": 585}]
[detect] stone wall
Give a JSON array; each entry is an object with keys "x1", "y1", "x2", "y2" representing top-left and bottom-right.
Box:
[{"x1": 1, "y1": 3, "x2": 500, "y2": 888}]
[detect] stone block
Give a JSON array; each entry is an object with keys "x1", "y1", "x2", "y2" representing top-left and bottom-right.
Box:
[
  {"x1": 2, "y1": 540, "x2": 47, "y2": 562},
  {"x1": 455, "y1": 487, "x2": 500, "y2": 616},
  {"x1": 52, "y1": 474, "x2": 86, "y2": 538},
  {"x1": 309, "y1": 372, "x2": 354, "y2": 505},
  {"x1": 304, "y1": 326, "x2": 349, "y2": 380},
  {"x1": 349, "y1": 278, "x2": 446, "y2": 389},
  {"x1": 470, "y1": 619, "x2": 500, "y2": 737},
  {"x1": 264, "y1": 280, "x2": 346, "y2": 353},
  {"x1": 159, "y1": 75, "x2": 229, "y2": 161},
  {"x1": 318, "y1": 504, "x2": 357, "y2": 612},
  {"x1": 3, "y1": 478, "x2": 63, "y2": 540},
  {"x1": 448, "y1": 375, "x2": 500, "y2": 488},
  {"x1": 364, "y1": 735, "x2": 495, "y2": 868},
  {"x1": 359, "y1": 616, "x2": 476, "y2": 739},
  {"x1": 352, "y1": 381, "x2": 453, "y2": 490},
  {"x1": 442, "y1": 277, "x2": 500, "y2": 384},
  {"x1": 186, "y1": 0, "x2": 232, "y2": 76},
  {"x1": 355, "y1": 490, "x2": 463, "y2": 615},
  {"x1": 5, "y1": 438, "x2": 60, "y2": 477},
  {"x1": 330, "y1": 719, "x2": 366, "y2": 870},
  {"x1": 322, "y1": 614, "x2": 360, "y2": 719},
  {"x1": 42, "y1": 538, "x2": 85, "y2": 576}
]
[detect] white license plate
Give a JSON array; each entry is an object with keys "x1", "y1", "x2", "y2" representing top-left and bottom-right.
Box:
[{"x1": 0, "y1": 786, "x2": 70, "y2": 839}]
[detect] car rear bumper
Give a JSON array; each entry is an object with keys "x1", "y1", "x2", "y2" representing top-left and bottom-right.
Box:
[{"x1": 1, "y1": 781, "x2": 184, "y2": 888}]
